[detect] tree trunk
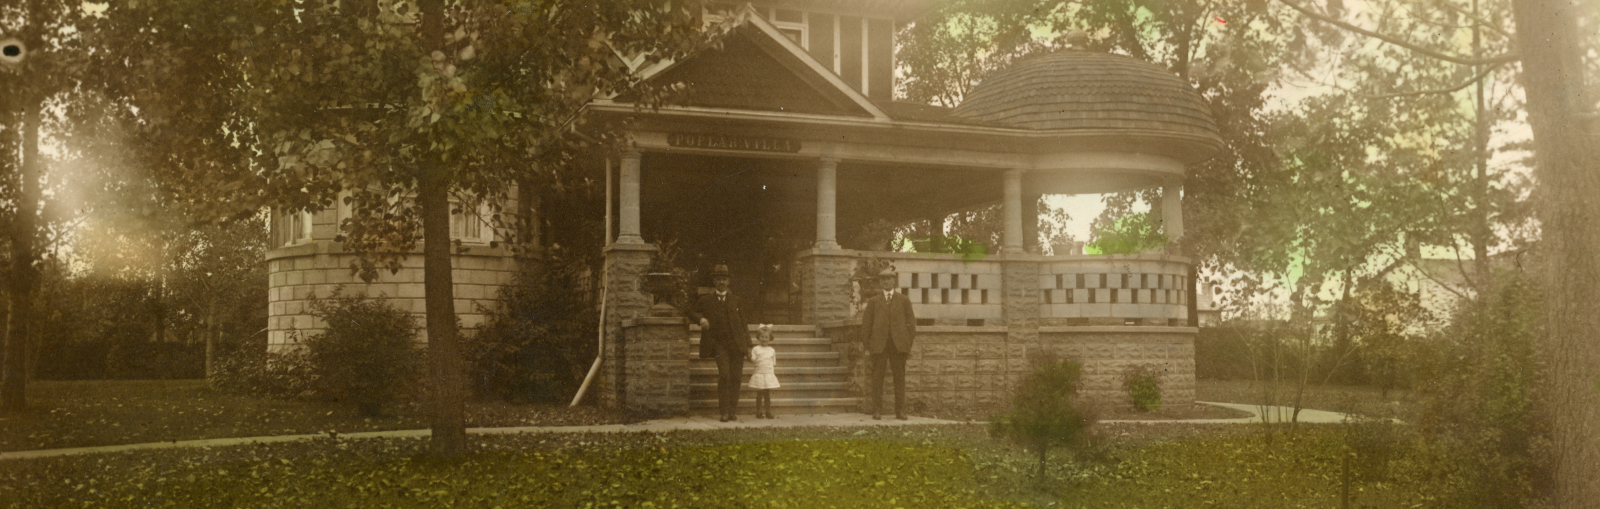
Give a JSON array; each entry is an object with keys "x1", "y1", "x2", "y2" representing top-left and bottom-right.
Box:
[
  {"x1": 415, "y1": 0, "x2": 467, "y2": 458},
  {"x1": 420, "y1": 167, "x2": 468, "y2": 456},
  {"x1": 204, "y1": 299, "x2": 218, "y2": 378},
  {"x1": 2, "y1": 102, "x2": 42, "y2": 413},
  {"x1": 1510, "y1": 0, "x2": 1600, "y2": 506}
]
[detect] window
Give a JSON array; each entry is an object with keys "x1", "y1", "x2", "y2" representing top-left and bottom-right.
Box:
[
  {"x1": 274, "y1": 208, "x2": 313, "y2": 247},
  {"x1": 450, "y1": 199, "x2": 493, "y2": 244},
  {"x1": 765, "y1": 7, "x2": 808, "y2": 49}
]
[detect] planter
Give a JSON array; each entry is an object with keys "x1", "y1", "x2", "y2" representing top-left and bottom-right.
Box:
[{"x1": 642, "y1": 272, "x2": 679, "y2": 317}]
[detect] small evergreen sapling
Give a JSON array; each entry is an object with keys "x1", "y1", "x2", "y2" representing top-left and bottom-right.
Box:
[{"x1": 990, "y1": 359, "x2": 1098, "y2": 477}]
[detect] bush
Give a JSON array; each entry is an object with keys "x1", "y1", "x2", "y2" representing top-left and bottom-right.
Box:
[
  {"x1": 209, "y1": 332, "x2": 312, "y2": 398},
  {"x1": 1127, "y1": 370, "x2": 1162, "y2": 412},
  {"x1": 1194, "y1": 326, "x2": 1254, "y2": 380},
  {"x1": 303, "y1": 292, "x2": 421, "y2": 416},
  {"x1": 1410, "y1": 275, "x2": 1547, "y2": 508},
  {"x1": 468, "y1": 259, "x2": 597, "y2": 403},
  {"x1": 990, "y1": 358, "x2": 1098, "y2": 477}
]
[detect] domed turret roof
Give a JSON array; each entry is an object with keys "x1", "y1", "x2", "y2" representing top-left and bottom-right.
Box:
[{"x1": 953, "y1": 49, "x2": 1219, "y2": 141}]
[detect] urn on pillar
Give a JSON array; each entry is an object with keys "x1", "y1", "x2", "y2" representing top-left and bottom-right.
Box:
[{"x1": 642, "y1": 272, "x2": 680, "y2": 317}]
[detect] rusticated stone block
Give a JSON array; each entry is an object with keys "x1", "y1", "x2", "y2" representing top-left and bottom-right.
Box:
[
  {"x1": 621, "y1": 317, "x2": 689, "y2": 415},
  {"x1": 976, "y1": 359, "x2": 1004, "y2": 374}
]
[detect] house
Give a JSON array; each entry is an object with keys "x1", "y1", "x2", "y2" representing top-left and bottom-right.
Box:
[{"x1": 265, "y1": 1, "x2": 1223, "y2": 414}]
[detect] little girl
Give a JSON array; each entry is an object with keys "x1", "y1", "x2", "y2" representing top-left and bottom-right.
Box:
[{"x1": 747, "y1": 324, "x2": 781, "y2": 419}]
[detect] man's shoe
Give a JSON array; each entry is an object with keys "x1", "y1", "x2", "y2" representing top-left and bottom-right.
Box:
[
  {"x1": 896, "y1": 414, "x2": 908, "y2": 421},
  {"x1": 719, "y1": 415, "x2": 731, "y2": 422},
  {"x1": 873, "y1": 413, "x2": 882, "y2": 420}
]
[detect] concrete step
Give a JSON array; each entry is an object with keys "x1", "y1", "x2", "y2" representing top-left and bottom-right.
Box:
[
  {"x1": 689, "y1": 337, "x2": 835, "y2": 353},
  {"x1": 689, "y1": 365, "x2": 849, "y2": 383},
  {"x1": 688, "y1": 396, "x2": 862, "y2": 415},
  {"x1": 688, "y1": 351, "x2": 840, "y2": 366},
  {"x1": 689, "y1": 324, "x2": 819, "y2": 340},
  {"x1": 689, "y1": 381, "x2": 853, "y2": 400}
]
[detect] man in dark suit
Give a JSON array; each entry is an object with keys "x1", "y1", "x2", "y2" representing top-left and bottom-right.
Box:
[
  {"x1": 688, "y1": 264, "x2": 751, "y2": 422},
  {"x1": 861, "y1": 267, "x2": 917, "y2": 420}
]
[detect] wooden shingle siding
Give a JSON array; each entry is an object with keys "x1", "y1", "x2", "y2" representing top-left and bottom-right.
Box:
[{"x1": 953, "y1": 50, "x2": 1217, "y2": 138}]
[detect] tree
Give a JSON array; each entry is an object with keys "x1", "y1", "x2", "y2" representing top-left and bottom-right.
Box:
[
  {"x1": 0, "y1": 0, "x2": 95, "y2": 413},
  {"x1": 990, "y1": 358, "x2": 1098, "y2": 478},
  {"x1": 1275, "y1": 0, "x2": 1600, "y2": 503},
  {"x1": 215, "y1": 0, "x2": 714, "y2": 456}
]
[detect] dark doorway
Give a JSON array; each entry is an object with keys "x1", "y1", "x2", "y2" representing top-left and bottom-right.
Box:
[{"x1": 640, "y1": 153, "x2": 815, "y2": 324}]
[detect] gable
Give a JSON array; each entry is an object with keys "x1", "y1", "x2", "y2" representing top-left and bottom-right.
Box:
[{"x1": 623, "y1": 24, "x2": 877, "y2": 118}]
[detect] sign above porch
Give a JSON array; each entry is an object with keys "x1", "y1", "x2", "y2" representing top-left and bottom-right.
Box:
[{"x1": 667, "y1": 132, "x2": 801, "y2": 153}]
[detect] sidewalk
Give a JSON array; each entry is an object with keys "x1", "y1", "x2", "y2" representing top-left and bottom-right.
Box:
[{"x1": 0, "y1": 402, "x2": 1355, "y2": 461}]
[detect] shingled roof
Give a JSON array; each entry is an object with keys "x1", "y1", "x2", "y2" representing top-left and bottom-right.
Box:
[{"x1": 952, "y1": 49, "x2": 1218, "y2": 139}]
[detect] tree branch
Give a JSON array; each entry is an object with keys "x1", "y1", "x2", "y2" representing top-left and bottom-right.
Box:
[
  {"x1": 1361, "y1": 63, "x2": 1504, "y2": 99},
  {"x1": 1276, "y1": 0, "x2": 1519, "y2": 66},
  {"x1": 1435, "y1": 0, "x2": 1515, "y2": 40}
]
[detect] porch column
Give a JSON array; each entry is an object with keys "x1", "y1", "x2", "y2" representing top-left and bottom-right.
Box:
[
  {"x1": 617, "y1": 149, "x2": 644, "y2": 244},
  {"x1": 815, "y1": 157, "x2": 840, "y2": 250},
  {"x1": 1003, "y1": 169, "x2": 1024, "y2": 252},
  {"x1": 1161, "y1": 180, "x2": 1184, "y2": 240}
]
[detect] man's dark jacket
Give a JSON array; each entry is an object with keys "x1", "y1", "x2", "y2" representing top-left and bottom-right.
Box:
[
  {"x1": 689, "y1": 292, "x2": 751, "y2": 359},
  {"x1": 861, "y1": 290, "x2": 917, "y2": 354}
]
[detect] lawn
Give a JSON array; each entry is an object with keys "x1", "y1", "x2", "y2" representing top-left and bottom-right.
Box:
[
  {"x1": 0, "y1": 379, "x2": 1469, "y2": 508},
  {"x1": 0, "y1": 423, "x2": 1455, "y2": 508},
  {"x1": 0, "y1": 380, "x2": 636, "y2": 451}
]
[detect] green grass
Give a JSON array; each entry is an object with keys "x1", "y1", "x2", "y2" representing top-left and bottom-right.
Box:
[
  {"x1": 0, "y1": 380, "x2": 635, "y2": 451},
  {"x1": 0, "y1": 423, "x2": 1466, "y2": 509}
]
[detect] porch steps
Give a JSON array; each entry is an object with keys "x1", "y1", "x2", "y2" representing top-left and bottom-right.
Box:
[{"x1": 687, "y1": 324, "x2": 859, "y2": 415}]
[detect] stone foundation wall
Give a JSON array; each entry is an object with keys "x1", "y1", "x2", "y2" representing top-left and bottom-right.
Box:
[
  {"x1": 1038, "y1": 326, "x2": 1196, "y2": 406},
  {"x1": 827, "y1": 323, "x2": 1197, "y2": 414},
  {"x1": 265, "y1": 242, "x2": 518, "y2": 351}
]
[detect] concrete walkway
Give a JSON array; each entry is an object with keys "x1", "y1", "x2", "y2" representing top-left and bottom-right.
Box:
[
  {"x1": 0, "y1": 402, "x2": 1356, "y2": 462},
  {"x1": 1102, "y1": 401, "x2": 1354, "y2": 425}
]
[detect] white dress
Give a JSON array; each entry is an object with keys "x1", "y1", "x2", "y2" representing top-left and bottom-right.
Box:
[{"x1": 747, "y1": 345, "x2": 780, "y2": 389}]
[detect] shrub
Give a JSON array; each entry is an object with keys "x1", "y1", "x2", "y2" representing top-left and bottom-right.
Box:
[
  {"x1": 303, "y1": 292, "x2": 421, "y2": 416},
  {"x1": 468, "y1": 259, "x2": 596, "y2": 403},
  {"x1": 209, "y1": 332, "x2": 312, "y2": 398},
  {"x1": 1127, "y1": 369, "x2": 1162, "y2": 412},
  {"x1": 990, "y1": 359, "x2": 1098, "y2": 477}
]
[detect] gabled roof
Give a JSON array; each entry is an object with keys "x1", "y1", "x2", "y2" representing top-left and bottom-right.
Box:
[{"x1": 617, "y1": 7, "x2": 889, "y2": 121}]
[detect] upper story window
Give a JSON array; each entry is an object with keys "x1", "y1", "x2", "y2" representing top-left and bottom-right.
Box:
[{"x1": 273, "y1": 208, "x2": 313, "y2": 247}]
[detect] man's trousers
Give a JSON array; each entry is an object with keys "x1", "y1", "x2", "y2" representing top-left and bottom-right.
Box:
[
  {"x1": 713, "y1": 342, "x2": 745, "y2": 415},
  {"x1": 869, "y1": 349, "x2": 909, "y2": 415}
]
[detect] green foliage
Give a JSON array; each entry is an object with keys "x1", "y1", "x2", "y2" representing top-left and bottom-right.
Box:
[
  {"x1": 1410, "y1": 275, "x2": 1545, "y2": 508},
  {"x1": 209, "y1": 333, "x2": 312, "y2": 400},
  {"x1": 1127, "y1": 371, "x2": 1162, "y2": 412},
  {"x1": 467, "y1": 260, "x2": 596, "y2": 403},
  {"x1": 303, "y1": 293, "x2": 421, "y2": 416},
  {"x1": 1084, "y1": 212, "x2": 1168, "y2": 255},
  {"x1": 990, "y1": 359, "x2": 1097, "y2": 477},
  {"x1": 1194, "y1": 326, "x2": 1254, "y2": 380}
]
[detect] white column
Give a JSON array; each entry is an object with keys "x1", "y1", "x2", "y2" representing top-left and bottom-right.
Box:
[
  {"x1": 1003, "y1": 169, "x2": 1024, "y2": 252},
  {"x1": 1162, "y1": 180, "x2": 1184, "y2": 240},
  {"x1": 816, "y1": 157, "x2": 840, "y2": 250},
  {"x1": 618, "y1": 149, "x2": 644, "y2": 244}
]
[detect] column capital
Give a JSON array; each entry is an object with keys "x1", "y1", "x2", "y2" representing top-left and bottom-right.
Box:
[{"x1": 620, "y1": 147, "x2": 643, "y2": 159}]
